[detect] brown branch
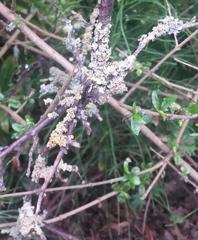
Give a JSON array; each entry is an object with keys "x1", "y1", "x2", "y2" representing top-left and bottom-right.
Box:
[
  {"x1": 108, "y1": 96, "x2": 198, "y2": 183},
  {"x1": 141, "y1": 153, "x2": 172, "y2": 200},
  {"x1": 23, "y1": 18, "x2": 64, "y2": 42},
  {"x1": 120, "y1": 102, "x2": 198, "y2": 121},
  {"x1": 125, "y1": 82, "x2": 184, "y2": 100},
  {"x1": 0, "y1": 161, "x2": 164, "y2": 199},
  {"x1": 0, "y1": 10, "x2": 36, "y2": 59},
  {"x1": 35, "y1": 150, "x2": 64, "y2": 214},
  {"x1": 45, "y1": 191, "x2": 117, "y2": 224},
  {"x1": 13, "y1": 40, "x2": 51, "y2": 58},
  {"x1": 120, "y1": 29, "x2": 198, "y2": 102},
  {"x1": 0, "y1": 116, "x2": 52, "y2": 160},
  {"x1": 0, "y1": 2, "x2": 74, "y2": 72},
  {"x1": 0, "y1": 104, "x2": 26, "y2": 125}
]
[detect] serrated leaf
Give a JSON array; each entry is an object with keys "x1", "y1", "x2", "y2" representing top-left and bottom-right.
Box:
[
  {"x1": 152, "y1": 91, "x2": 160, "y2": 111},
  {"x1": 187, "y1": 104, "x2": 198, "y2": 114}
]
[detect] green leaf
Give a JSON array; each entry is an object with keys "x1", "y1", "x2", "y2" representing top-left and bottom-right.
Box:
[
  {"x1": 131, "y1": 111, "x2": 146, "y2": 136},
  {"x1": 138, "y1": 185, "x2": 145, "y2": 195},
  {"x1": 187, "y1": 104, "x2": 198, "y2": 114},
  {"x1": 152, "y1": 91, "x2": 160, "y2": 111},
  {"x1": 132, "y1": 102, "x2": 137, "y2": 114},
  {"x1": 117, "y1": 192, "x2": 130, "y2": 203},
  {"x1": 142, "y1": 114, "x2": 152, "y2": 124},
  {"x1": 123, "y1": 158, "x2": 131, "y2": 174},
  {"x1": 11, "y1": 123, "x2": 25, "y2": 133},
  {"x1": 136, "y1": 68, "x2": 143, "y2": 77},
  {"x1": 8, "y1": 99, "x2": 22, "y2": 109},
  {"x1": 180, "y1": 166, "x2": 190, "y2": 176},
  {"x1": 131, "y1": 119, "x2": 141, "y2": 135},
  {"x1": 130, "y1": 175, "x2": 141, "y2": 186},
  {"x1": 170, "y1": 213, "x2": 185, "y2": 225},
  {"x1": 133, "y1": 112, "x2": 145, "y2": 123},
  {"x1": 131, "y1": 166, "x2": 140, "y2": 175},
  {"x1": 161, "y1": 96, "x2": 177, "y2": 112},
  {"x1": 11, "y1": 118, "x2": 34, "y2": 139},
  {"x1": 174, "y1": 153, "x2": 181, "y2": 166}
]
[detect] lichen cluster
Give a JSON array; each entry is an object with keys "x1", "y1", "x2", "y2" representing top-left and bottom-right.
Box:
[
  {"x1": 40, "y1": 5, "x2": 194, "y2": 153},
  {"x1": 41, "y1": 3, "x2": 136, "y2": 150},
  {"x1": 2, "y1": 200, "x2": 46, "y2": 240},
  {"x1": 2, "y1": 1, "x2": 196, "y2": 239},
  {"x1": 134, "y1": 16, "x2": 196, "y2": 55},
  {"x1": 31, "y1": 155, "x2": 79, "y2": 183}
]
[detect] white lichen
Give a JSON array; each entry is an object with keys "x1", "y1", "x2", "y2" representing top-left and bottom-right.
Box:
[
  {"x1": 31, "y1": 155, "x2": 79, "y2": 183},
  {"x1": 2, "y1": 200, "x2": 46, "y2": 240},
  {"x1": 134, "y1": 16, "x2": 196, "y2": 56}
]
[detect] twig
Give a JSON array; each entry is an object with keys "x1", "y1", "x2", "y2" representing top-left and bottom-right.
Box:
[
  {"x1": 0, "y1": 191, "x2": 117, "y2": 229},
  {"x1": 142, "y1": 194, "x2": 151, "y2": 233},
  {"x1": 23, "y1": 18, "x2": 64, "y2": 42},
  {"x1": 120, "y1": 103, "x2": 198, "y2": 121},
  {"x1": 152, "y1": 148, "x2": 198, "y2": 189},
  {"x1": 141, "y1": 88, "x2": 198, "y2": 199},
  {"x1": 176, "y1": 88, "x2": 198, "y2": 146},
  {"x1": 120, "y1": 29, "x2": 198, "y2": 103},
  {"x1": 16, "y1": 89, "x2": 35, "y2": 114},
  {"x1": 125, "y1": 82, "x2": 184, "y2": 100},
  {"x1": 116, "y1": 47, "x2": 196, "y2": 99},
  {"x1": 0, "y1": 10, "x2": 36, "y2": 58},
  {"x1": 0, "y1": 116, "x2": 52, "y2": 160},
  {"x1": 108, "y1": 96, "x2": 198, "y2": 183},
  {"x1": 151, "y1": 72, "x2": 198, "y2": 95},
  {"x1": 35, "y1": 150, "x2": 64, "y2": 214},
  {"x1": 0, "y1": 161, "x2": 164, "y2": 199},
  {"x1": 0, "y1": 2, "x2": 74, "y2": 72},
  {"x1": 164, "y1": 0, "x2": 172, "y2": 17},
  {"x1": 42, "y1": 73, "x2": 74, "y2": 119},
  {"x1": 140, "y1": 153, "x2": 172, "y2": 200},
  {"x1": 0, "y1": 104, "x2": 26, "y2": 125},
  {"x1": 13, "y1": 40, "x2": 51, "y2": 58},
  {"x1": 174, "y1": 57, "x2": 198, "y2": 71},
  {"x1": 45, "y1": 191, "x2": 117, "y2": 224}
]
